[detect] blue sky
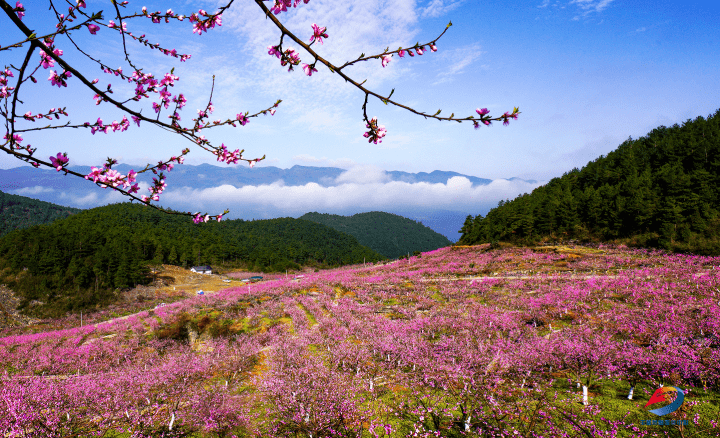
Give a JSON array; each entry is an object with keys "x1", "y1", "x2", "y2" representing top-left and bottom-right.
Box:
[{"x1": 2, "y1": 0, "x2": 719, "y2": 222}]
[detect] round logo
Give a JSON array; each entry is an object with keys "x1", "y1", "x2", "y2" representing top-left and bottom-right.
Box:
[{"x1": 644, "y1": 386, "x2": 685, "y2": 416}]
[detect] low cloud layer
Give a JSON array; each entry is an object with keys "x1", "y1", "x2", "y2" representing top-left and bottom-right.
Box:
[
  {"x1": 13, "y1": 175, "x2": 541, "y2": 219},
  {"x1": 161, "y1": 176, "x2": 542, "y2": 219}
]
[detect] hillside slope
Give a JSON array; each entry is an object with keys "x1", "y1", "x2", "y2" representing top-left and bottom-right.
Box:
[
  {"x1": 0, "y1": 190, "x2": 81, "y2": 237},
  {"x1": 300, "y1": 211, "x2": 452, "y2": 259},
  {"x1": 0, "y1": 203, "x2": 383, "y2": 317},
  {"x1": 459, "y1": 109, "x2": 720, "y2": 255}
]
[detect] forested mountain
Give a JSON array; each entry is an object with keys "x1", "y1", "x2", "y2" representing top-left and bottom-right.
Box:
[
  {"x1": 300, "y1": 211, "x2": 452, "y2": 259},
  {"x1": 459, "y1": 109, "x2": 720, "y2": 255},
  {"x1": 0, "y1": 203, "x2": 383, "y2": 317},
  {"x1": 0, "y1": 190, "x2": 81, "y2": 236}
]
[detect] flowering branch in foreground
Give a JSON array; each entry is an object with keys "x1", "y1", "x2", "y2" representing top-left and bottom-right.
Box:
[{"x1": 1, "y1": 0, "x2": 519, "y2": 223}]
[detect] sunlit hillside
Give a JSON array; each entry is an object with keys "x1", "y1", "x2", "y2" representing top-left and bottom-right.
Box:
[{"x1": 2, "y1": 245, "x2": 719, "y2": 437}]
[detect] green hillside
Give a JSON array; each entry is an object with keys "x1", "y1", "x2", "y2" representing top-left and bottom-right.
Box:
[
  {"x1": 0, "y1": 190, "x2": 81, "y2": 237},
  {"x1": 0, "y1": 202, "x2": 384, "y2": 317},
  {"x1": 300, "y1": 211, "x2": 452, "y2": 259},
  {"x1": 458, "y1": 109, "x2": 720, "y2": 255}
]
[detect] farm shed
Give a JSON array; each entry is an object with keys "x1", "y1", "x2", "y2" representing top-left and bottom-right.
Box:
[{"x1": 190, "y1": 266, "x2": 213, "y2": 274}]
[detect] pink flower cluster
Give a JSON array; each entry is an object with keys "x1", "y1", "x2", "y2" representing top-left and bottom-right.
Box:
[
  {"x1": 235, "y1": 113, "x2": 249, "y2": 126},
  {"x1": 271, "y1": 0, "x2": 311, "y2": 15},
  {"x1": 384, "y1": 44, "x2": 437, "y2": 68},
  {"x1": 474, "y1": 107, "x2": 491, "y2": 128},
  {"x1": 215, "y1": 143, "x2": 243, "y2": 164},
  {"x1": 188, "y1": 9, "x2": 222, "y2": 35},
  {"x1": 85, "y1": 162, "x2": 139, "y2": 192},
  {"x1": 48, "y1": 70, "x2": 71, "y2": 88},
  {"x1": 2, "y1": 132, "x2": 23, "y2": 145},
  {"x1": 309, "y1": 24, "x2": 328, "y2": 45},
  {"x1": 86, "y1": 116, "x2": 130, "y2": 135},
  {"x1": 39, "y1": 48, "x2": 62, "y2": 69},
  {"x1": 23, "y1": 108, "x2": 68, "y2": 122},
  {"x1": 363, "y1": 117, "x2": 387, "y2": 144},
  {"x1": 0, "y1": 69, "x2": 14, "y2": 99},
  {"x1": 143, "y1": 174, "x2": 167, "y2": 202},
  {"x1": 13, "y1": 1, "x2": 25, "y2": 20},
  {"x1": 268, "y1": 45, "x2": 303, "y2": 72},
  {"x1": 107, "y1": 20, "x2": 128, "y2": 32},
  {"x1": 49, "y1": 152, "x2": 69, "y2": 171},
  {"x1": 302, "y1": 63, "x2": 318, "y2": 76}
]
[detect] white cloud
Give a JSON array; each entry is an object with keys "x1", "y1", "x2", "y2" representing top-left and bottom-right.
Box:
[
  {"x1": 569, "y1": 0, "x2": 614, "y2": 19},
  {"x1": 160, "y1": 176, "x2": 543, "y2": 218},
  {"x1": 334, "y1": 165, "x2": 390, "y2": 184},
  {"x1": 205, "y1": 0, "x2": 430, "y2": 147},
  {"x1": 434, "y1": 44, "x2": 484, "y2": 83},
  {"x1": 14, "y1": 186, "x2": 55, "y2": 195},
  {"x1": 421, "y1": 0, "x2": 465, "y2": 18},
  {"x1": 635, "y1": 27, "x2": 646, "y2": 32}
]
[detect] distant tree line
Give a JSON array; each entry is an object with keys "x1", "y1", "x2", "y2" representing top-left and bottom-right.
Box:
[
  {"x1": 300, "y1": 211, "x2": 451, "y2": 259},
  {"x1": 459, "y1": 109, "x2": 720, "y2": 255},
  {"x1": 0, "y1": 203, "x2": 383, "y2": 316},
  {"x1": 0, "y1": 190, "x2": 81, "y2": 237}
]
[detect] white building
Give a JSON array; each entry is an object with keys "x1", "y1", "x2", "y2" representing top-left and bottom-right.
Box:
[{"x1": 190, "y1": 265, "x2": 213, "y2": 274}]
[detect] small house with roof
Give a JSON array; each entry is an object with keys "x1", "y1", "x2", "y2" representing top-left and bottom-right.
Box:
[{"x1": 190, "y1": 265, "x2": 213, "y2": 274}]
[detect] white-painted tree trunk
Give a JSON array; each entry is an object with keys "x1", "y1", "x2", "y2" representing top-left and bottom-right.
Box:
[
  {"x1": 582, "y1": 385, "x2": 589, "y2": 406},
  {"x1": 464, "y1": 415, "x2": 471, "y2": 431},
  {"x1": 369, "y1": 379, "x2": 374, "y2": 391},
  {"x1": 627, "y1": 387, "x2": 634, "y2": 400},
  {"x1": 169, "y1": 412, "x2": 175, "y2": 430}
]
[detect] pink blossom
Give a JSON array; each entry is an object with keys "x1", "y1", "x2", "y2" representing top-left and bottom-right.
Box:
[
  {"x1": 49, "y1": 153, "x2": 69, "y2": 171},
  {"x1": 363, "y1": 117, "x2": 387, "y2": 144},
  {"x1": 77, "y1": 0, "x2": 86, "y2": 8},
  {"x1": 40, "y1": 53, "x2": 54, "y2": 69},
  {"x1": 48, "y1": 70, "x2": 63, "y2": 87},
  {"x1": 430, "y1": 44, "x2": 437, "y2": 52},
  {"x1": 398, "y1": 50, "x2": 405, "y2": 58},
  {"x1": 87, "y1": 24, "x2": 99, "y2": 34},
  {"x1": 108, "y1": 20, "x2": 116, "y2": 29},
  {"x1": 15, "y1": 2, "x2": 25, "y2": 20},
  {"x1": 309, "y1": 23, "x2": 328, "y2": 45},
  {"x1": 476, "y1": 108, "x2": 489, "y2": 116},
  {"x1": 381, "y1": 55, "x2": 392, "y2": 68},
  {"x1": 132, "y1": 115, "x2": 141, "y2": 127},
  {"x1": 407, "y1": 49, "x2": 415, "y2": 57},
  {"x1": 416, "y1": 47, "x2": 424, "y2": 55},
  {"x1": 302, "y1": 63, "x2": 318, "y2": 76}
]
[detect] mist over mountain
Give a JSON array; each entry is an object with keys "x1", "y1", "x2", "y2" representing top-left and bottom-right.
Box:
[{"x1": 1, "y1": 164, "x2": 541, "y2": 242}]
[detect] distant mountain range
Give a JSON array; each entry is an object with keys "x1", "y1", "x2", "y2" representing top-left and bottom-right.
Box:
[
  {"x1": 0, "y1": 164, "x2": 538, "y2": 242},
  {"x1": 0, "y1": 163, "x2": 535, "y2": 190}
]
